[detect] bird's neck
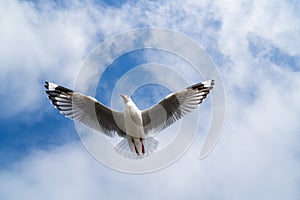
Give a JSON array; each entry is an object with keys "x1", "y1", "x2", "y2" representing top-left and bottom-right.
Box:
[{"x1": 125, "y1": 101, "x2": 139, "y2": 111}]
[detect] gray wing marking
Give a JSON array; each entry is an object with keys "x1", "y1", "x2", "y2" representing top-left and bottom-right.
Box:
[
  {"x1": 45, "y1": 82, "x2": 126, "y2": 137},
  {"x1": 141, "y1": 80, "x2": 214, "y2": 135}
]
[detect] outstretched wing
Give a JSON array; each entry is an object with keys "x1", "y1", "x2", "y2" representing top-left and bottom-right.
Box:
[
  {"x1": 45, "y1": 82, "x2": 126, "y2": 137},
  {"x1": 141, "y1": 80, "x2": 214, "y2": 135}
]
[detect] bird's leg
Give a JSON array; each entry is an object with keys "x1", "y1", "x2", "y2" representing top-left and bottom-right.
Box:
[
  {"x1": 140, "y1": 138, "x2": 145, "y2": 154},
  {"x1": 131, "y1": 138, "x2": 139, "y2": 155}
]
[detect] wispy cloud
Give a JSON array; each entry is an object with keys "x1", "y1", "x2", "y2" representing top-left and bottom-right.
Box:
[{"x1": 1, "y1": 0, "x2": 300, "y2": 199}]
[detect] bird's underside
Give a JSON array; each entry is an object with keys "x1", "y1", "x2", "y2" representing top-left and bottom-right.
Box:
[{"x1": 45, "y1": 80, "x2": 215, "y2": 159}]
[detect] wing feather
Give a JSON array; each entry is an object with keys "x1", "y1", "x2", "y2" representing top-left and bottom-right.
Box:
[
  {"x1": 141, "y1": 80, "x2": 214, "y2": 135},
  {"x1": 45, "y1": 82, "x2": 126, "y2": 137}
]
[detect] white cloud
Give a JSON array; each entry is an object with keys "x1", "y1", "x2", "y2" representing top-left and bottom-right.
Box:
[
  {"x1": 0, "y1": 143, "x2": 102, "y2": 200},
  {"x1": 0, "y1": 0, "x2": 96, "y2": 119},
  {"x1": 1, "y1": 0, "x2": 300, "y2": 199}
]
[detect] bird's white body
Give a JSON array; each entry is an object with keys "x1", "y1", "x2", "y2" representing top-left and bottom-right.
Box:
[
  {"x1": 123, "y1": 100, "x2": 144, "y2": 138},
  {"x1": 121, "y1": 95, "x2": 147, "y2": 155}
]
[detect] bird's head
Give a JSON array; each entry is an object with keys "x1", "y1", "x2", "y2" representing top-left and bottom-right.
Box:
[{"x1": 120, "y1": 94, "x2": 131, "y2": 104}]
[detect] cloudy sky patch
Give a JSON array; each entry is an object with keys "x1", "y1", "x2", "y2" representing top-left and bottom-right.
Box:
[{"x1": 0, "y1": 0, "x2": 300, "y2": 199}]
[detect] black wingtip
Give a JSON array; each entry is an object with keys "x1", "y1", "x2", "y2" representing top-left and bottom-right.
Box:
[
  {"x1": 44, "y1": 81, "x2": 49, "y2": 89},
  {"x1": 189, "y1": 80, "x2": 215, "y2": 91}
]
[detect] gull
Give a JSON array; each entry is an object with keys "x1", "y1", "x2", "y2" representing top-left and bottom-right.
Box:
[{"x1": 45, "y1": 80, "x2": 214, "y2": 159}]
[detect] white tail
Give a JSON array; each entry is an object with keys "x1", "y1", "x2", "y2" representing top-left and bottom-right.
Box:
[{"x1": 114, "y1": 137, "x2": 159, "y2": 159}]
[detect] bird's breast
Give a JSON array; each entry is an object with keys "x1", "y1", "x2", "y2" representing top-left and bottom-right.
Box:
[
  {"x1": 125, "y1": 107, "x2": 142, "y2": 126},
  {"x1": 124, "y1": 106, "x2": 144, "y2": 137}
]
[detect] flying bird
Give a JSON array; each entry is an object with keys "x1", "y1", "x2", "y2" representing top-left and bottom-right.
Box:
[{"x1": 45, "y1": 80, "x2": 214, "y2": 159}]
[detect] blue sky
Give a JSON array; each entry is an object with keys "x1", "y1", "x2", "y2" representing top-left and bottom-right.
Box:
[{"x1": 1, "y1": 0, "x2": 300, "y2": 199}]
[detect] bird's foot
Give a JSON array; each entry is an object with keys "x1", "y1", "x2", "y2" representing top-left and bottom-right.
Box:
[
  {"x1": 140, "y1": 138, "x2": 145, "y2": 154},
  {"x1": 132, "y1": 138, "x2": 139, "y2": 155}
]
